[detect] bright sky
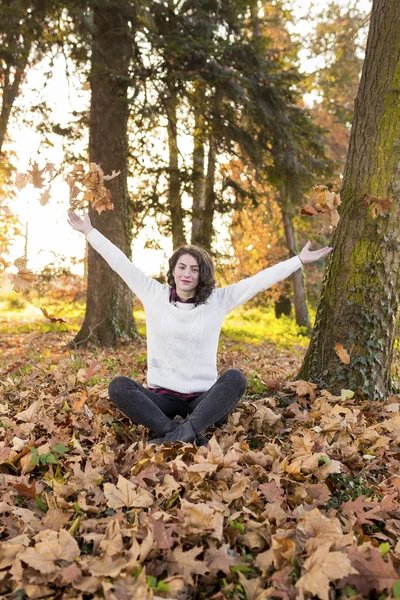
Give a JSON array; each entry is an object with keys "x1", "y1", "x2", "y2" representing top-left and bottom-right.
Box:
[{"x1": 3, "y1": 0, "x2": 372, "y2": 281}]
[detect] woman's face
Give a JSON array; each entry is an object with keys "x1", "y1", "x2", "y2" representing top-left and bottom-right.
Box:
[{"x1": 172, "y1": 253, "x2": 199, "y2": 299}]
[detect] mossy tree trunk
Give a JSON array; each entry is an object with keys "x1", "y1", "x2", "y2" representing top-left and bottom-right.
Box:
[
  {"x1": 72, "y1": 0, "x2": 137, "y2": 348},
  {"x1": 299, "y1": 0, "x2": 400, "y2": 399}
]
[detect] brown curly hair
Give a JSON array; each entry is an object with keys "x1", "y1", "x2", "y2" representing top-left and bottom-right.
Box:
[{"x1": 167, "y1": 245, "x2": 215, "y2": 306}]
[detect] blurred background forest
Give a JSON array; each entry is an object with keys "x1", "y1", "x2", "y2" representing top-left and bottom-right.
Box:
[{"x1": 0, "y1": 0, "x2": 371, "y2": 342}]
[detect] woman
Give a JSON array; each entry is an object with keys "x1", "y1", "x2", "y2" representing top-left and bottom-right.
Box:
[{"x1": 68, "y1": 211, "x2": 332, "y2": 445}]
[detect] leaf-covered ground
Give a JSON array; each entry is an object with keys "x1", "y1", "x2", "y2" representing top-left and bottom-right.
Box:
[{"x1": 2, "y1": 328, "x2": 400, "y2": 600}]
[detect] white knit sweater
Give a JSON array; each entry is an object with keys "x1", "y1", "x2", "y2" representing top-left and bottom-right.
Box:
[{"x1": 86, "y1": 229, "x2": 302, "y2": 393}]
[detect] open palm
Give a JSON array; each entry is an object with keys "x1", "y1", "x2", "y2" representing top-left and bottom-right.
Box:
[{"x1": 299, "y1": 241, "x2": 333, "y2": 264}]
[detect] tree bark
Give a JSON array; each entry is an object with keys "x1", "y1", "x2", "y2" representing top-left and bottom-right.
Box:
[
  {"x1": 298, "y1": 0, "x2": 400, "y2": 400},
  {"x1": 72, "y1": 0, "x2": 137, "y2": 347},
  {"x1": 281, "y1": 203, "x2": 310, "y2": 329},
  {"x1": 166, "y1": 81, "x2": 186, "y2": 249},
  {"x1": 191, "y1": 85, "x2": 206, "y2": 245}
]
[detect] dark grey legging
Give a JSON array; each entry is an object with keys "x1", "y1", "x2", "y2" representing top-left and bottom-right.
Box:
[{"x1": 108, "y1": 369, "x2": 247, "y2": 436}]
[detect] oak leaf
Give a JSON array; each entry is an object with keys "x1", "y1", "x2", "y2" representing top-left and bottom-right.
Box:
[
  {"x1": 103, "y1": 475, "x2": 153, "y2": 509},
  {"x1": 27, "y1": 161, "x2": 47, "y2": 189}
]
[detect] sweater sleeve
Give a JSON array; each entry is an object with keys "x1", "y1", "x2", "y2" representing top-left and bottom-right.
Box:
[
  {"x1": 86, "y1": 229, "x2": 164, "y2": 304},
  {"x1": 213, "y1": 255, "x2": 302, "y2": 314}
]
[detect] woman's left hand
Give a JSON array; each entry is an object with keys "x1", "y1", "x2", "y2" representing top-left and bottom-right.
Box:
[{"x1": 299, "y1": 241, "x2": 333, "y2": 265}]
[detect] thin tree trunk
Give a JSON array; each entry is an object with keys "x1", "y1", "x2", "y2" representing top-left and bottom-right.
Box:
[
  {"x1": 281, "y1": 205, "x2": 310, "y2": 329},
  {"x1": 72, "y1": 0, "x2": 137, "y2": 348},
  {"x1": 298, "y1": 0, "x2": 400, "y2": 399},
  {"x1": 202, "y1": 135, "x2": 217, "y2": 251},
  {"x1": 191, "y1": 84, "x2": 206, "y2": 244},
  {"x1": 166, "y1": 82, "x2": 186, "y2": 249}
]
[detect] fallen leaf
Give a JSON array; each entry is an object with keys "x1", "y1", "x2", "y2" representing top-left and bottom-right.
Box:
[
  {"x1": 165, "y1": 546, "x2": 209, "y2": 585},
  {"x1": 103, "y1": 475, "x2": 153, "y2": 509},
  {"x1": 339, "y1": 544, "x2": 398, "y2": 595},
  {"x1": 296, "y1": 546, "x2": 357, "y2": 600}
]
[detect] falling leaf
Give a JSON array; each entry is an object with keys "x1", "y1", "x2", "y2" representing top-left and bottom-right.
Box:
[
  {"x1": 40, "y1": 307, "x2": 67, "y2": 324},
  {"x1": 103, "y1": 170, "x2": 121, "y2": 181},
  {"x1": 10, "y1": 259, "x2": 37, "y2": 296},
  {"x1": 39, "y1": 186, "x2": 52, "y2": 206},
  {"x1": 334, "y1": 343, "x2": 351, "y2": 365},
  {"x1": 15, "y1": 172, "x2": 33, "y2": 190},
  {"x1": 27, "y1": 161, "x2": 47, "y2": 189},
  {"x1": 300, "y1": 185, "x2": 341, "y2": 231}
]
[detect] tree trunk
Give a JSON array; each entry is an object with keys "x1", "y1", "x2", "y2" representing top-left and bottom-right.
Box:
[
  {"x1": 191, "y1": 134, "x2": 216, "y2": 251},
  {"x1": 202, "y1": 135, "x2": 217, "y2": 251},
  {"x1": 0, "y1": 62, "x2": 27, "y2": 154},
  {"x1": 72, "y1": 0, "x2": 137, "y2": 348},
  {"x1": 166, "y1": 82, "x2": 186, "y2": 249},
  {"x1": 298, "y1": 0, "x2": 400, "y2": 400},
  {"x1": 281, "y1": 205, "x2": 310, "y2": 329},
  {"x1": 191, "y1": 84, "x2": 206, "y2": 244}
]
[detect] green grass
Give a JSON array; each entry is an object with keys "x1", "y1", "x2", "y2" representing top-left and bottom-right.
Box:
[
  {"x1": 0, "y1": 291, "x2": 311, "y2": 350},
  {"x1": 0, "y1": 291, "x2": 85, "y2": 334},
  {"x1": 221, "y1": 306, "x2": 313, "y2": 349}
]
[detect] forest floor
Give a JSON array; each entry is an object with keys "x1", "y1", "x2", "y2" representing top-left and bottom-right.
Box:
[{"x1": 2, "y1": 296, "x2": 400, "y2": 599}]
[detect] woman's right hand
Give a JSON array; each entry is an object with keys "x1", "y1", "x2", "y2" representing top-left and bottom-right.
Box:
[{"x1": 67, "y1": 211, "x2": 93, "y2": 236}]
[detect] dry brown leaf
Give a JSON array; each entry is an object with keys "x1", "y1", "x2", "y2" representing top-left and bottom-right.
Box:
[
  {"x1": 296, "y1": 508, "x2": 343, "y2": 553},
  {"x1": 19, "y1": 530, "x2": 80, "y2": 574},
  {"x1": 99, "y1": 519, "x2": 124, "y2": 557},
  {"x1": 165, "y1": 545, "x2": 209, "y2": 585},
  {"x1": 339, "y1": 544, "x2": 399, "y2": 595},
  {"x1": 40, "y1": 306, "x2": 67, "y2": 324},
  {"x1": 334, "y1": 343, "x2": 351, "y2": 365},
  {"x1": 10, "y1": 258, "x2": 38, "y2": 295},
  {"x1": 103, "y1": 475, "x2": 153, "y2": 509},
  {"x1": 204, "y1": 543, "x2": 241, "y2": 575},
  {"x1": 180, "y1": 498, "x2": 224, "y2": 540},
  {"x1": 296, "y1": 546, "x2": 357, "y2": 600},
  {"x1": 15, "y1": 172, "x2": 33, "y2": 190},
  {"x1": 360, "y1": 193, "x2": 393, "y2": 218},
  {"x1": 39, "y1": 186, "x2": 52, "y2": 206},
  {"x1": 103, "y1": 170, "x2": 121, "y2": 181},
  {"x1": 27, "y1": 161, "x2": 47, "y2": 189}
]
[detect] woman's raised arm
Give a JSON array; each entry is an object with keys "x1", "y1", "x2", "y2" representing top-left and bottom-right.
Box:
[
  {"x1": 67, "y1": 210, "x2": 163, "y2": 304},
  {"x1": 67, "y1": 211, "x2": 94, "y2": 235}
]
